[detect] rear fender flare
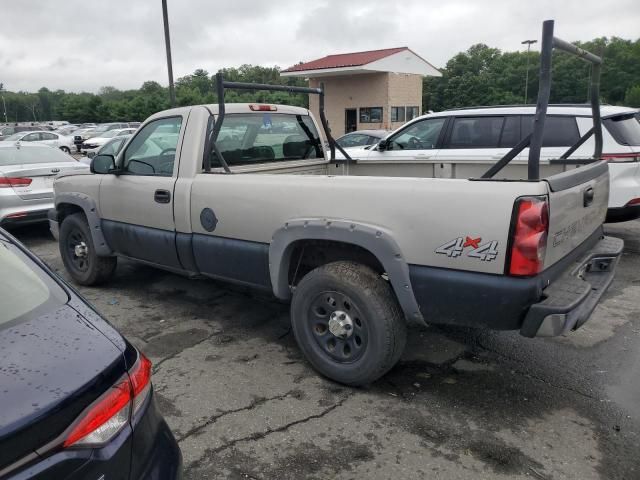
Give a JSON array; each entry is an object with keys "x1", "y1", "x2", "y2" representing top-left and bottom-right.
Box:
[
  {"x1": 55, "y1": 193, "x2": 112, "y2": 256},
  {"x1": 269, "y1": 218, "x2": 424, "y2": 324}
]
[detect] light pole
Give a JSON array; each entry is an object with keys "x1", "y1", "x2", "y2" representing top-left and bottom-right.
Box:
[
  {"x1": 161, "y1": 0, "x2": 176, "y2": 107},
  {"x1": 521, "y1": 39, "x2": 538, "y2": 104},
  {"x1": 0, "y1": 84, "x2": 7, "y2": 124}
]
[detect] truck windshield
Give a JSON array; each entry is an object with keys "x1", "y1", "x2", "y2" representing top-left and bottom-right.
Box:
[{"x1": 211, "y1": 113, "x2": 322, "y2": 168}]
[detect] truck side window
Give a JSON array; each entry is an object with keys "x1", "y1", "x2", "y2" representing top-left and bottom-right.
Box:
[
  {"x1": 122, "y1": 117, "x2": 182, "y2": 176},
  {"x1": 388, "y1": 118, "x2": 445, "y2": 150}
]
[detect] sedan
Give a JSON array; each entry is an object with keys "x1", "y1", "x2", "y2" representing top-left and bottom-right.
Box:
[
  {"x1": 81, "y1": 128, "x2": 137, "y2": 155},
  {"x1": 0, "y1": 143, "x2": 88, "y2": 226},
  {"x1": 335, "y1": 129, "x2": 389, "y2": 150},
  {"x1": 0, "y1": 228, "x2": 182, "y2": 479},
  {"x1": 2, "y1": 130, "x2": 75, "y2": 153}
]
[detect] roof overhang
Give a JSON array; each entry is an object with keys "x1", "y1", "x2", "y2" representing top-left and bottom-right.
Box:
[{"x1": 281, "y1": 50, "x2": 442, "y2": 78}]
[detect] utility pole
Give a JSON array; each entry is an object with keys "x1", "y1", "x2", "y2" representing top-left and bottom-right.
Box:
[
  {"x1": 161, "y1": 0, "x2": 176, "y2": 107},
  {"x1": 521, "y1": 39, "x2": 538, "y2": 104},
  {"x1": 0, "y1": 83, "x2": 7, "y2": 124}
]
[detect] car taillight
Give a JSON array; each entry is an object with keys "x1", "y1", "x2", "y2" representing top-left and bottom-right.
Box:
[
  {"x1": 63, "y1": 354, "x2": 152, "y2": 448},
  {"x1": 626, "y1": 198, "x2": 640, "y2": 206},
  {"x1": 508, "y1": 196, "x2": 549, "y2": 277},
  {"x1": 601, "y1": 152, "x2": 640, "y2": 162},
  {"x1": 0, "y1": 176, "x2": 32, "y2": 188}
]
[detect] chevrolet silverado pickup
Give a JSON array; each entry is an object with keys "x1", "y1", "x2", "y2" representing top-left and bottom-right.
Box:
[{"x1": 49, "y1": 21, "x2": 623, "y2": 385}]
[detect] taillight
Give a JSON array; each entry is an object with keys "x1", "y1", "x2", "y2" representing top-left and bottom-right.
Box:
[
  {"x1": 508, "y1": 196, "x2": 549, "y2": 277},
  {"x1": 249, "y1": 104, "x2": 277, "y2": 111},
  {"x1": 0, "y1": 176, "x2": 32, "y2": 188},
  {"x1": 63, "y1": 354, "x2": 152, "y2": 448},
  {"x1": 601, "y1": 152, "x2": 640, "y2": 162},
  {"x1": 626, "y1": 198, "x2": 640, "y2": 206}
]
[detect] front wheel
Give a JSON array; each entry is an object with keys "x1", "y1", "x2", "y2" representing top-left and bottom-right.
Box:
[
  {"x1": 291, "y1": 261, "x2": 407, "y2": 386},
  {"x1": 59, "y1": 213, "x2": 117, "y2": 285}
]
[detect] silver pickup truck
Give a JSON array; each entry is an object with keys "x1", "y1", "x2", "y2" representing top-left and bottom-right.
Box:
[{"x1": 50, "y1": 21, "x2": 623, "y2": 385}]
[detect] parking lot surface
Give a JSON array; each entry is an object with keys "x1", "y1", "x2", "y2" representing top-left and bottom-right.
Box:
[{"x1": 13, "y1": 221, "x2": 640, "y2": 480}]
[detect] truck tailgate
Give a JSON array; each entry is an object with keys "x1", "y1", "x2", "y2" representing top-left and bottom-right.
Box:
[{"x1": 543, "y1": 161, "x2": 609, "y2": 268}]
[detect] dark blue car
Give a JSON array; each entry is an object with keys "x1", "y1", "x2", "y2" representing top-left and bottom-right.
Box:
[{"x1": 0, "y1": 229, "x2": 182, "y2": 479}]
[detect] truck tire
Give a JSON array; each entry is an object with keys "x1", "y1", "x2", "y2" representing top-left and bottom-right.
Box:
[
  {"x1": 291, "y1": 261, "x2": 407, "y2": 386},
  {"x1": 59, "y1": 213, "x2": 116, "y2": 285}
]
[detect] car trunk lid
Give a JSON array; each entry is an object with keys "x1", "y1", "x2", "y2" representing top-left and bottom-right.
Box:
[{"x1": 0, "y1": 162, "x2": 86, "y2": 200}]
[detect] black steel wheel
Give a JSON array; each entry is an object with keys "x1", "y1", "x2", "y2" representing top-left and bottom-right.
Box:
[{"x1": 291, "y1": 261, "x2": 406, "y2": 386}]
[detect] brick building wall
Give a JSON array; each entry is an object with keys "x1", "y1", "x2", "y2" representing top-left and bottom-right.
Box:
[{"x1": 308, "y1": 72, "x2": 422, "y2": 137}]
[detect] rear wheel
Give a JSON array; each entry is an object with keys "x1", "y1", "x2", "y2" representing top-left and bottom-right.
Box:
[
  {"x1": 60, "y1": 146, "x2": 71, "y2": 154},
  {"x1": 59, "y1": 213, "x2": 116, "y2": 285},
  {"x1": 291, "y1": 261, "x2": 407, "y2": 386}
]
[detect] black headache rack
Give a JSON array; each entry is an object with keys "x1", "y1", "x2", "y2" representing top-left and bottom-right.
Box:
[
  {"x1": 204, "y1": 73, "x2": 353, "y2": 173},
  {"x1": 481, "y1": 19, "x2": 604, "y2": 181}
]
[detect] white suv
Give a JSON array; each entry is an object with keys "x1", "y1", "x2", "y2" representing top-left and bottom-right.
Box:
[{"x1": 350, "y1": 105, "x2": 640, "y2": 222}]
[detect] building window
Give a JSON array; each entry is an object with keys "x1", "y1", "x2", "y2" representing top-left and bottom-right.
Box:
[
  {"x1": 360, "y1": 107, "x2": 383, "y2": 123},
  {"x1": 406, "y1": 106, "x2": 420, "y2": 121},
  {"x1": 391, "y1": 107, "x2": 406, "y2": 123}
]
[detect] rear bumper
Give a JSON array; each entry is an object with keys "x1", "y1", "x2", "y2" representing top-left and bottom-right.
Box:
[
  {"x1": 409, "y1": 231, "x2": 623, "y2": 337},
  {"x1": 520, "y1": 235, "x2": 623, "y2": 337},
  {"x1": 0, "y1": 208, "x2": 50, "y2": 227}
]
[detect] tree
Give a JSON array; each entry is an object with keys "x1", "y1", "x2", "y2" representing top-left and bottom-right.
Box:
[{"x1": 625, "y1": 85, "x2": 640, "y2": 107}]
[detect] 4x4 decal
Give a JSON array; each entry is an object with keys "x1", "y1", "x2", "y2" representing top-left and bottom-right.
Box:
[{"x1": 435, "y1": 236, "x2": 499, "y2": 262}]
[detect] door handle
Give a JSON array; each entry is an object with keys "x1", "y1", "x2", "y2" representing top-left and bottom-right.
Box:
[
  {"x1": 154, "y1": 189, "x2": 171, "y2": 204},
  {"x1": 583, "y1": 187, "x2": 594, "y2": 207},
  {"x1": 414, "y1": 154, "x2": 432, "y2": 160}
]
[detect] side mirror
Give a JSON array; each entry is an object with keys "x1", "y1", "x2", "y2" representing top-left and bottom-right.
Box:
[
  {"x1": 90, "y1": 154, "x2": 116, "y2": 174},
  {"x1": 377, "y1": 139, "x2": 389, "y2": 151}
]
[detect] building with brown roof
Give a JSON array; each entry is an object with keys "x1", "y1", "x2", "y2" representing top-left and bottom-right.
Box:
[{"x1": 281, "y1": 47, "x2": 441, "y2": 137}]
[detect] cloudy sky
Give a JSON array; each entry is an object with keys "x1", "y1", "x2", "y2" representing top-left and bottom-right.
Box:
[{"x1": 1, "y1": 0, "x2": 638, "y2": 93}]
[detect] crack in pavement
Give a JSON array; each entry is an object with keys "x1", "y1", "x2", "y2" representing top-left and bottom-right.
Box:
[
  {"x1": 176, "y1": 390, "x2": 300, "y2": 443},
  {"x1": 186, "y1": 394, "x2": 353, "y2": 473}
]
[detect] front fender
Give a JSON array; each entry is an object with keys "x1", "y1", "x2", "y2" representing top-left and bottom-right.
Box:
[{"x1": 269, "y1": 218, "x2": 424, "y2": 324}]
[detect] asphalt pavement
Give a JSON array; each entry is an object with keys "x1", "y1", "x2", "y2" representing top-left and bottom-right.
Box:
[{"x1": 13, "y1": 220, "x2": 640, "y2": 480}]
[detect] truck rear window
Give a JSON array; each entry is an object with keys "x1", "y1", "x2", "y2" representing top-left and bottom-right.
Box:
[
  {"x1": 210, "y1": 113, "x2": 322, "y2": 168},
  {"x1": 604, "y1": 114, "x2": 640, "y2": 146}
]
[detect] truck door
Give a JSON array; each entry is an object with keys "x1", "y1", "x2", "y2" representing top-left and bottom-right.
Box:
[{"x1": 98, "y1": 115, "x2": 185, "y2": 268}]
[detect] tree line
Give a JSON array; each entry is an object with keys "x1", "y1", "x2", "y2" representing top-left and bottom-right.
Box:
[{"x1": 1, "y1": 36, "x2": 638, "y2": 125}]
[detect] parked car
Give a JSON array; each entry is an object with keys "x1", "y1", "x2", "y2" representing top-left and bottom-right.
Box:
[
  {"x1": 81, "y1": 134, "x2": 131, "y2": 164},
  {"x1": 56, "y1": 125, "x2": 81, "y2": 137},
  {"x1": 349, "y1": 105, "x2": 640, "y2": 222},
  {"x1": 0, "y1": 143, "x2": 88, "y2": 226},
  {"x1": 0, "y1": 228, "x2": 182, "y2": 479},
  {"x1": 2, "y1": 130, "x2": 75, "y2": 153},
  {"x1": 81, "y1": 128, "x2": 137, "y2": 155},
  {"x1": 336, "y1": 129, "x2": 389, "y2": 150},
  {"x1": 50, "y1": 30, "x2": 622, "y2": 387},
  {"x1": 0, "y1": 125, "x2": 41, "y2": 141},
  {"x1": 73, "y1": 128, "x2": 97, "y2": 152},
  {"x1": 87, "y1": 123, "x2": 131, "y2": 139}
]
